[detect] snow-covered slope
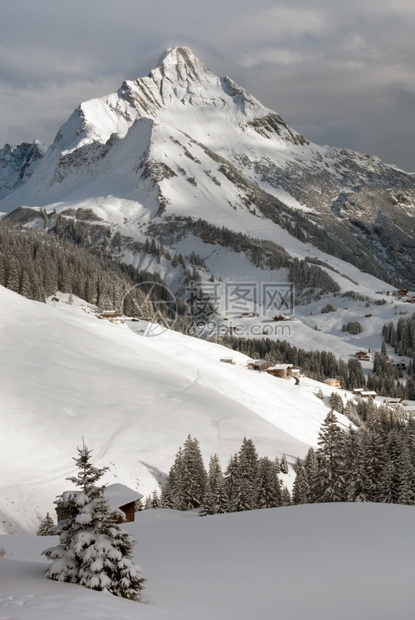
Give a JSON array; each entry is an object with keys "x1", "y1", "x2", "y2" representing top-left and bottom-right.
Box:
[
  {"x1": 1, "y1": 504, "x2": 415, "y2": 619},
  {"x1": 0, "y1": 285, "x2": 350, "y2": 534},
  {"x1": 1, "y1": 46, "x2": 414, "y2": 287}
]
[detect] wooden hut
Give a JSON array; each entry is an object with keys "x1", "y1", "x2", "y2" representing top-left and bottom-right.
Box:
[
  {"x1": 247, "y1": 360, "x2": 272, "y2": 371},
  {"x1": 56, "y1": 483, "x2": 142, "y2": 524},
  {"x1": 267, "y1": 364, "x2": 301, "y2": 379},
  {"x1": 324, "y1": 378, "x2": 341, "y2": 388}
]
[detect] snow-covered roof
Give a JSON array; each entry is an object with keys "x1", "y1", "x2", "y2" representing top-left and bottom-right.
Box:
[
  {"x1": 268, "y1": 364, "x2": 292, "y2": 370},
  {"x1": 104, "y1": 483, "x2": 142, "y2": 508}
]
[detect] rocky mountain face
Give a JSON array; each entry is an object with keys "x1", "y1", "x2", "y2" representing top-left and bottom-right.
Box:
[
  {"x1": 1, "y1": 46, "x2": 414, "y2": 288},
  {"x1": 0, "y1": 140, "x2": 46, "y2": 199}
]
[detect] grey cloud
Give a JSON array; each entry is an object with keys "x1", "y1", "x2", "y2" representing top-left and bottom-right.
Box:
[{"x1": 1, "y1": 0, "x2": 414, "y2": 171}]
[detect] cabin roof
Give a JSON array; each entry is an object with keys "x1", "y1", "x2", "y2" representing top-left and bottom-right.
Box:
[{"x1": 105, "y1": 483, "x2": 142, "y2": 508}]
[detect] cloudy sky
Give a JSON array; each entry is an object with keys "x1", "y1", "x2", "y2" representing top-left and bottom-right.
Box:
[{"x1": 1, "y1": 0, "x2": 414, "y2": 171}]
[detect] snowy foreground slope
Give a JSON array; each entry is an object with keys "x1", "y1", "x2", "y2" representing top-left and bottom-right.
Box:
[
  {"x1": 0, "y1": 285, "x2": 349, "y2": 534},
  {"x1": 1, "y1": 504, "x2": 415, "y2": 619},
  {"x1": 0, "y1": 288, "x2": 348, "y2": 533}
]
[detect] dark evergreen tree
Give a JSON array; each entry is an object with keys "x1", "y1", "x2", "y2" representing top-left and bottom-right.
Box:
[
  {"x1": 200, "y1": 454, "x2": 227, "y2": 515},
  {"x1": 279, "y1": 454, "x2": 289, "y2": 475},
  {"x1": 292, "y1": 461, "x2": 310, "y2": 505},
  {"x1": 37, "y1": 512, "x2": 55, "y2": 536},
  {"x1": 312, "y1": 411, "x2": 347, "y2": 503},
  {"x1": 254, "y1": 456, "x2": 283, "y2": 509}
]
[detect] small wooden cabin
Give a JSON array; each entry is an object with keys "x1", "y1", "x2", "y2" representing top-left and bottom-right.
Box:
[
  {"x1": 99, "y1": 310, "x2": 124, "y2": 325},
  {"x1": 247, "y1": 360, "x2": 271, "y2": 371},
  {"x1": 324, "y1": 378, "x2": 341, "y2": 388},
  {"x1": 56, "y1": 483, "x2": 142, "y2": 524},
  {"x1": 105, "y1": 484, "x2": 142, "y2": 522},
  {"x1": 360, "y1": 391, "x2": 377, "y2": 400},
  {"x1": 267, "y1": 364, "x2": 301, "y2": 379}
]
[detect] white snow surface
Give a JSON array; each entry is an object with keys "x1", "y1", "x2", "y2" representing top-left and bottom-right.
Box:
[
  {"x1": 1, "y1": 503, "x2": 415, "y2": 619},
  {"x1": 0, "y1": 285, "x2": 353, "y2": 535}
]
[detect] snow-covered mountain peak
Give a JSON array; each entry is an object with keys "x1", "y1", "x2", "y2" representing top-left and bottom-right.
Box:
[
  {"x1": 1, "y1": 47, "x2": 415, "y2": 288},
  {"x1": 156, "y1": 46, "x2": 214, "y2": 83}
]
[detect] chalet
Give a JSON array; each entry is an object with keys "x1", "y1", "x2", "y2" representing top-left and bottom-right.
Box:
[
  {"x1": 220, "y1": 357, "x2": 236, "y2": 365},
  {"x1": 353, "y1": 388, "x2": 365, "y2": 395},
  {"x1": 99, "y1": 310, "x2": 124, "y2": 325},
  {"x1": 267, "y1": 364, "x2": 301, "y2": 379},
  {"x1": 273, "y1": 314, "x2": 290, "y2": 321},
  {"x1": 396, "y1": 289, "x2": 409, "y2": 298},
  {"x1": 51, "y1": 296, "x2": 60, "y2": 302},
  {"x1": 247, "y1": 360, "x2": 271, "y2": 371},
  {"x1": 360, "y1": 391, "x2": 377, "y2": 400},
  {"x1": 324, "y1": 378, "x2": 341, "y2": 388},
  {"x1": 355, "y1": 351, "x2": 371, "y2": 361},
  {"x1": 56, "y1": 483, "x2": 142, "y2": 524},
  {"x1": 386, "y1": 398, "x2": 403, "y2": 407}
]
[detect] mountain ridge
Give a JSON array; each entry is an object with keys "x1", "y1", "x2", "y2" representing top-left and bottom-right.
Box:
[{"x1": 1, "y1": 46, "x2": 414, "y2": 288}]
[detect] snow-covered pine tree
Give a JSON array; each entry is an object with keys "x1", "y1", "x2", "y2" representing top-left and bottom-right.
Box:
[
  {"x1": 42, "y1": 444, "x2": 146, "y2": 601},
  {"x1": 162, "y1": 447, "x2": 184, "y2": 509},
  {"x1": 281, "y1": 486, "x2": 292, "y2": 506},
  {"x1": 397, "y1": 445, "x2": 415, "y2": 505},
  {"x1": 254, "y1": 456, "x2": 283, "y2": 509},
  {"x1": 224, "y1": 454, "x2": 240, "y2": 512},
  {"x1": 361, "y1": 429, "x2": 388, "y2": 502},
  {"x1": 180, "y1": 435, "x2": 207, "y2": 510},
  {"x1": 37, "y1": 512, "x2": 55, "y2": 536},
  {"x1": 291, "y1": 460, "x2": 310, "y2": 505},
  {"x1": 200, "y1": 454, "x2": 227, "y2": 516},
  {"x1": 279, "y1": 454, "x2": 289, "y2": 475},
  {"x1": 312, "y1": 411, "x2": 348, "y2": 503}
]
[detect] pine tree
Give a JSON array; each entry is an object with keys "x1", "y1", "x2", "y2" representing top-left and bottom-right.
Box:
[
  {"x1": 279, "y1": 454, "x2": 289, "y2": 475},
  {"x1": 254, "y1": 457, "x2": 282, "y2": 509},
  {"x1": 42, "y1": 444, "x2": 146, "y2": 601},
  {"x1": 281, "y1": 486, "x2": 292, "y2": 506},
  {"x1": 37, "y1": 512, "x2": 55, "y2": 536},
  {"x1": 397, "y1": 445, "x2": 415, "y2": 505},
  {"x1": 361, "y1": 429, "x2": 388, "y2": 502},
  {"x1": 312, "y1": 411, "x2": 347, "y2": 503},
  {"x1": 224, "y1": 454, "x2": 240, "y2": 511},
  {"x1": 292, "y1": 461, "x2": 310, "y2": 505},
  {"x1": 180, "y1": 435, "x2": 207, "y2": 510},
  {"x1": 200, "y1": 454, "x2": 227, "y2": 515}
]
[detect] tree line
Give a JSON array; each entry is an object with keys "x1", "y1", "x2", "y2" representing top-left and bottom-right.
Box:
[
  {"x1": 143, "y1": 399, "x2": 415, "y2": 516},
  {"x1": 143, "y1": 435, "x2": 291, "y2": 514}
]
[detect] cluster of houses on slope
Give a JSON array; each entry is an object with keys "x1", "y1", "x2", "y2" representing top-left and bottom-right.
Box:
[
  {"x1": 246, "y1": 359, "x2": 301, "y2": 379},
  {"x1": 375, "y1": 288, "x2": 415, "y2": 303}
]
